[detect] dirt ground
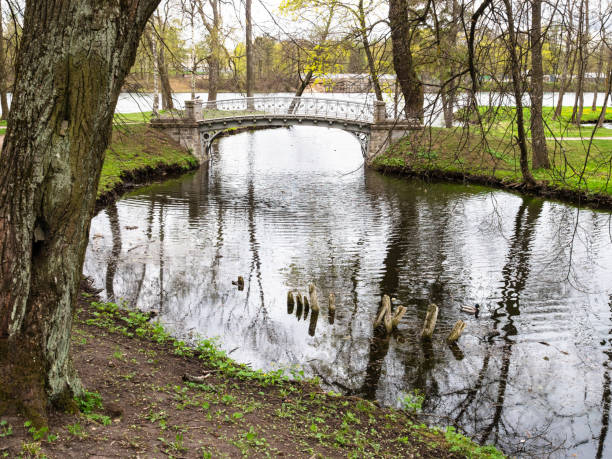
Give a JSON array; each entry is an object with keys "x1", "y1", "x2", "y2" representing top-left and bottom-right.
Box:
[{"x1": 0, "y1": 281, "x2": 472, "y2": 458}]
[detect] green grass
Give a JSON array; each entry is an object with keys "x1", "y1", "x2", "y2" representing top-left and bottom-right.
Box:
[
  {"x1": 374, "y1": 126, "x2": 612, "y2": 197},
  {"x1": 99, "y1": 123, "x2": 197, "y2": 196},
  {"x1": 462, "y1": 105, "x2": 612, "y2": 139}
]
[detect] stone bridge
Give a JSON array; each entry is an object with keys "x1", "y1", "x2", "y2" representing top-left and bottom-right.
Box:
[{"x1": 150, "y1": 97, "x2": 420, "y2": 164}]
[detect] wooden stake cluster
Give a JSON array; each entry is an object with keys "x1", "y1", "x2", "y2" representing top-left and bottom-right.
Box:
[
  {"x1": 374, "y1": 295, "x2": 406, "y2": 335},
  {"x1": 287, "y1": 285, "x2": 336, "y2": 328}
]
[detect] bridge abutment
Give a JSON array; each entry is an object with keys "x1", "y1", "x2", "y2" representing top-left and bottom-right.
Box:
[
  {"x1": 366, "y1": 121, "x2": 420, "y2": 164},
  {"x1": 150, "y1": 100, "x2": 209, "y2": 163}
]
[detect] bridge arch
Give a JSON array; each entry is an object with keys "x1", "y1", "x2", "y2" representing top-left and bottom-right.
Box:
[{"x1": 150, "y1": 97, "x2": 419, "y2": 164}]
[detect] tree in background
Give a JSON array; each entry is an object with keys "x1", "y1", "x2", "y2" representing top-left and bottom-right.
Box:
[{"x1": 530, "y1": 0, "x2": 550, "y2": 169}]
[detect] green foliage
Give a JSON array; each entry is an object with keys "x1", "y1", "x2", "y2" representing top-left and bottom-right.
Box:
[
  {"x1": 400, "y1": 389, "x2": 424, "y2": 414},
  {"x1": 0, "y1": 420, "x2": 13, "y2": 437},
  {"x1": 444, "y1": 426, "x2": 505, "y2": 458},
  {"x1": 75, "y1": 390, "x2": 103, "y2": 414},
  {"x1": 24, "y1": 421, "x2": 49, "y2": 442}
]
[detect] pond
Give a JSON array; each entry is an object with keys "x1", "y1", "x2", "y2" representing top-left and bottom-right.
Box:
[{"x1": 84, "y1": 126, "x2": 612, "y2": 458}]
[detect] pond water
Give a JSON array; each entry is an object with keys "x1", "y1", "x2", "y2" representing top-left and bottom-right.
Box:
[{"x1": 84, "y1": 126, "x2": 612, "y2": 458}]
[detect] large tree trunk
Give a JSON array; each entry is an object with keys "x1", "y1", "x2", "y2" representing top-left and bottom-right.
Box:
[
  {"x1": 0, "y1": 1, "x2": 8, "y2": 120},
  {"x1": 502, "y1": 0, "x2": 535, "y2": 186},
  {"x1": 388, "y1": 0, "x2": 423, "y2": 121},
  {"x1": 202, "y1": 0, "x2": 221, "y2": 108},
  {"x1": 530, "y1": 0, "x2": 549, "y2": 169},
  {"x1": 0, "y1": 0, "x2": 160, "y2": 424}
]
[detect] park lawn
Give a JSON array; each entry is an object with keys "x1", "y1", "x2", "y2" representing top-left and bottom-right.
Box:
[
  {"x1": 99, "y1": 123, "x2": 197, "y2": 196},
  {"x1": 374, "y1": 126, "x2": 612, "y2": 196},
  {"x1": 471, "y1": 105, "x2": 612, "y2": 139}
]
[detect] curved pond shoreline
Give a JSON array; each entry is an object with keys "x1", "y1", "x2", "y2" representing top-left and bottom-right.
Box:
[{"x1": 374, "y1": 163, "x2": 612, "y2": 211}]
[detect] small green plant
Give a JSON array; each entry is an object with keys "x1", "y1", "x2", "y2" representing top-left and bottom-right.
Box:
[
  {"x1": 400, "y1": 389, "x2": 424, "y2": 414},
  {"x1": 0, "y1": 420, "x2": 13, "y2": 437},
  {"x1": 444, "y1": 426, "x2": 505, "y2": 458},
  {"x1": 66, "y1": 422, "x2": 86, "y2": 439},
  {"x1": 75, "y1": 390, "x2": 103, "y2": 414},
  {"x1": 24, "y1": 421, "x2": 48, "y2": 441}
]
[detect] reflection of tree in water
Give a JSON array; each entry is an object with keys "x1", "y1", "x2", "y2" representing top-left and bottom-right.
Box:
[
  {"x1": 357, "y1": 173, "x2": 460, "y2": 402},
  {"x1": 596, "y1": 293, "x2": 612, "y2": 459},
  {"x1": 130, "y1": 199, "x2": 155, "y2": 306},
  {"x1": 105, "y1": 202, "x2": 122, "y2": 301}
]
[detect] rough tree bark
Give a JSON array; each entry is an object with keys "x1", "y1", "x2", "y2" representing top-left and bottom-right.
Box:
[
  {"x1": 0, "y1": 1, "x2": 8, "y2": 120},
  {"x1": 0, "y1": 0, "x2": 160, "y2": 424},
  {"x1": 197, "y1": 0, "x2": 222, "y2": 108},
  {"x1": 158, "y1": 42, "x2": 174, "y2": 110},
  {"x1": 502, "y1": 0, "x2": 536, "y2": 186},
  {"x1": 530, "y1": 0, "x2": 549, "y2": 169},
  {"x1": 388, "y1": 0, "x2": 423, "y2": 121}
]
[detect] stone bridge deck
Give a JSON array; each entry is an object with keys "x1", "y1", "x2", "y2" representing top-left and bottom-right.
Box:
[{"x1": 150, "y1": 97, "x2": 420, "y2": 164}]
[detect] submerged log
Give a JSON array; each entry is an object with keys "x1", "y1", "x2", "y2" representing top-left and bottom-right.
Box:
[
  {"x1": 374, "y1": 295, "x2": 392, "y2": 327},
  {"x1": 287, "y1": 291, "x2": 295, "y2": 314},
  {"x1": 309, "y1": 283, "x2": 320, "y2": 313},
  {"x1": 447, "y1": 320, "x2": 466, "y2": 343},
  {"x1": 420, "y1": 303, "x2": 438, "y2": 340}
]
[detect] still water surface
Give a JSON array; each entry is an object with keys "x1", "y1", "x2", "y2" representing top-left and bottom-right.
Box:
[{"x1": 84, "y1": 126, "x2": 612, "y2": 458}]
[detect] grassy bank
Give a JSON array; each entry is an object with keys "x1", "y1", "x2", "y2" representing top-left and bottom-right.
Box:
[
  {"x1": 0, "y1": 285, "x2": 504, "y2": 458},
  {"x1": 373, "y1": 126, "x2": 612, "y2": 207},
  {"x1": 99, "y1": 123, "x2": 198, "y2": 205}
]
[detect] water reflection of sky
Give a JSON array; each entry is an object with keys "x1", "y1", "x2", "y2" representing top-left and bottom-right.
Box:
[{"x1": 84, "y1": 126, "x2": 612, "y2": 458}]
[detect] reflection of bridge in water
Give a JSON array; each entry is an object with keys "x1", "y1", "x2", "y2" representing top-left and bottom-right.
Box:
[{"x1": 150, "y1": 96, "x2": 420, "y2": 163}]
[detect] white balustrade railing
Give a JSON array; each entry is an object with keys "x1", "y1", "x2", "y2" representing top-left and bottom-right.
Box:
[{"x1": 202, "y1": 96, "x2": 375, "y2": 123}]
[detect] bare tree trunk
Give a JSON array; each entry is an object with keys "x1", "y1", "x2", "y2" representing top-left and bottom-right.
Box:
[
  {"x1": 158, "y1": 44, "x2": 174, "y2": 110},
  {"x1": 572, "y1": 0, "x2": 586, "y2": 125},
  {"x1": 0, "y1": 2, "x2": 8, "y2": 120},
  {"x1": 554, "y1": 30, "x2": 575, "y2": 119},
  {"x1": 530, "y1": 0, "x2": 549, "y2": 169},
  {"x1": 388, "y1": 0, "x2": 423, "y2": 121},
  {"x1": 502, "y1": 0, "x2": 536, "y2": 186},
  {"x1": 358, "y1": 0, "x2": 383, "y2": 101},
  {"x1": 149, "y1": 28, "x2": 160, "y2": 115},
  {"x1": 597, "y1": 67, "x2": 611, "y2": 127},
  {"x1": 592, "y1": 47, "x2": 603, "y2": 111},
  {"x1": 0, "y1": 0, "x2": 160, "y2": 424},
  {"x1": 440, "y1": 0, "x2": 460, "y2": 128},
  {"x1": 246, "y1": 0, "x2": 254, "y2": 107}
]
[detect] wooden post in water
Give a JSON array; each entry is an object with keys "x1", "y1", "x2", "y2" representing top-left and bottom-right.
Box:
[
  {"x1": 328, "y1": 293, "x2": 336, "y2": 324},
  {"x1": 309, "y1": 283, "x2": 320, "y2": 313},
  {"x1": 303, "y1": 296, "x2": 310, "y2": 319},
  {"x1": 447, "y1": 320, "x2": 466, "y2": 343},
  {"x1": 287, "y1": 291, "x2": 295, "y2": 314},
  {"x1": 308, "y1": 310, "x2": 319, "y2": 336},
  {"x1": 237, "y1": 276, "x2": 244, "y2": 290},
  {"x1": 374, "y1": 295, "x2": 392, "y2": 328},
  {"x1": 392, "y1": 306, "x2": 406, "y2": 329},
  {"x1": 295, "y1": 293, "x2": 303, "y2": 320},
  {"x1": 421, "y1": 303, "x2": 438, "y2": 340}
]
